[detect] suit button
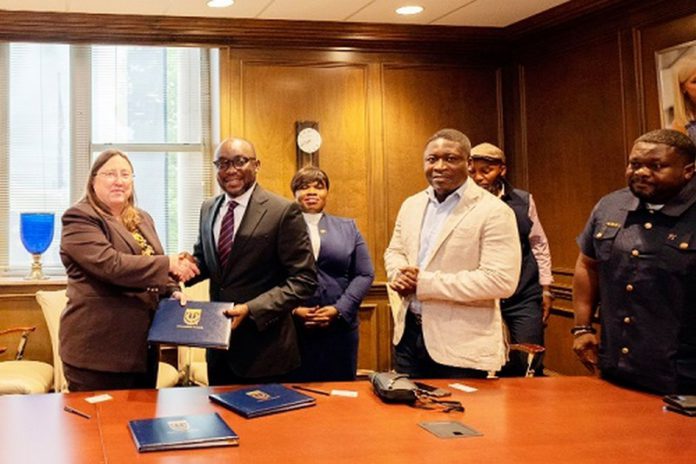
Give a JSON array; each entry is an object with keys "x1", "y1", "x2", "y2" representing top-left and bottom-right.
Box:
[
  {"x1": 626, "y1": 284, "x2": 634, "y2": 292},
  {"x1": 644, "y1": 222, "x2": 653, "y2": 229},
  {"x1": 631, "y1": 249, "x2": 639, "y2": 257},
  {"x1": 621, "y1": 347, "x2": 629, "y2": 355},
  {"x1": 623, "y1": 316, "x2": 631, "y2": 324}
]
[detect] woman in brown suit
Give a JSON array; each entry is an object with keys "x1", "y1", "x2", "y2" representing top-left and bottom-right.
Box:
[{"x1": 59, "y1": 149, "x2": 198, "y2": 391}]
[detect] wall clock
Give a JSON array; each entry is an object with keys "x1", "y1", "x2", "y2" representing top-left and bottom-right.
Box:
[{"x1": 295, "y1": 121, "x2": 320, "y2": 168}]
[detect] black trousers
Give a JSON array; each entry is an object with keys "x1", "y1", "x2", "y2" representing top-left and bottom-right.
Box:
[{"x1": 393, "y1": 311, "x2": 488, "y2": 379}]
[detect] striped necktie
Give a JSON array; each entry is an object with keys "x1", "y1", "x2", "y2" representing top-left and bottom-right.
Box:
[{"x1": 218, "y1": 200, "x2": 238, "y2": 268}]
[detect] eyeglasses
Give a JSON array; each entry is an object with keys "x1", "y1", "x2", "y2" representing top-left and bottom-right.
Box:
[
  {"x1": 213, "y1": 157, "x2": 256, "y2": 171},
  {"x1": 96, "y1": 171, "x2": 134, "y2": 182}
]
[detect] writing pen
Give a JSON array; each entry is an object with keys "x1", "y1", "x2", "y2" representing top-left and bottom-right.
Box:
[
  {"x1": 292, "y1": 385, "x2": 330, "y2": 396},
  {"x1": 64, "y1": 405, "x2": 91, "y2": 419}
]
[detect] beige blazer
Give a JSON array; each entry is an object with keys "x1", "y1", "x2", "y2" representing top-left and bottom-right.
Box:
[{"x1": 384, "y1": 181, "x2": 521, "y2": 372}]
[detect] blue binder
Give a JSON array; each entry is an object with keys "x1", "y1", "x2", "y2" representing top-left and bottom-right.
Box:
[
  {"x1": 210, "y1": 384, "x2": 316, "y2": 418},
  {"x1": 148, "y1": 299, "x2": 233, "y2": 349},
  {"x1": 128, "y1": 412, "x2": 239, "y2": 452}
]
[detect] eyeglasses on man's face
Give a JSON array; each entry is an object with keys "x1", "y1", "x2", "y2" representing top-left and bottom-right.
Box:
[
  {"x1": 213, "y1": 156, "x2": 256, "y2": 171},
  {"x1": 96, "y1": 170, "x2": 134, "y2": 182}
]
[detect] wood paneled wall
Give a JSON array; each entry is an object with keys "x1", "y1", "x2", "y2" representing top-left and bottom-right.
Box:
[{"x1": 519, "y1": 38, "x2": 627, "y2": 270}]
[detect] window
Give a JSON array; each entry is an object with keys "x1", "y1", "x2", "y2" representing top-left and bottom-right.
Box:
[{"x1": 0, "y1": 43, "x2": 216, "y2": 277}]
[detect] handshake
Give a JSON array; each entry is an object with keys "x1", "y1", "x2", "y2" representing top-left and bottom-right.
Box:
[{"x1": 168, "y1": 251, "x2": 200, "y2": 283}]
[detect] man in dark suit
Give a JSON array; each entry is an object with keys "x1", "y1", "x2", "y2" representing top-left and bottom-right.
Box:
[{"x1": 190, "y1": 137, "x2": 317, "y2": 385}]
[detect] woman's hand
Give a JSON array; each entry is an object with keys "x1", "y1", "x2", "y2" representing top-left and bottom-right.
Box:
[
  {"x1": 294, "y1": 305, "x2": 338, "y2": 328},
  {"x1": 292, "y1": 306, "x2": 318, "y2": 321}
]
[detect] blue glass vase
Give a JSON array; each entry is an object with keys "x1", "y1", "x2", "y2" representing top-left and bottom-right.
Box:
[{"x1": 20, "y1": 212, "x2": 55, "y2": 280}]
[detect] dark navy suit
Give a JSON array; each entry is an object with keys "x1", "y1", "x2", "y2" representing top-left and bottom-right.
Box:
[{"x1": 292, "y1": 213, "x2": 374, "y2": 381}]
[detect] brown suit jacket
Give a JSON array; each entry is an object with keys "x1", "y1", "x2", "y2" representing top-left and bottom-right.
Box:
[{"x1": 59, "y1": 200, "x2": 173, "y2": 373}]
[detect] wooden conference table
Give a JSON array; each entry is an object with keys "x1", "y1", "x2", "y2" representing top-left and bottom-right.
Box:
[{"x1": 1, "y1": 376, "x2": 694, "y2": 464}]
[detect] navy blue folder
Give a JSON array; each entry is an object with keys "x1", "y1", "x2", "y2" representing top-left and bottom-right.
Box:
[
  {"x1": 128, "y1": 412, "x2": 239, "y2": 452},
  {"x1": 148, "y1": 299, "x2": 233, "y2": 349},
  {"x1": 210, "y1": 384, "x2": 316, "y2": 418}
]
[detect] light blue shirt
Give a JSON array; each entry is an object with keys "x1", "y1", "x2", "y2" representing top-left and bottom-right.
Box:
[{"x1": 410, "y1": 180, "x2": 469, "y2": 315}]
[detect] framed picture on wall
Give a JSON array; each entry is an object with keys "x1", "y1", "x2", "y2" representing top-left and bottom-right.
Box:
[{"x1": 656, "y1": 40, "x2": 696, "y2": 143}]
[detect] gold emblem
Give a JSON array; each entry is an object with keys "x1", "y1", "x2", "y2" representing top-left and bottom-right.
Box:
[
  {"x1": 167, "y1": 420, "x2": 190, "y2": 432},
  {"x1": 606, "y1": 222, "x2": 621, "y2": 228},
  {"x1": 246, "y1": 389, "x2": 271, "y2": 401},
  {"x1": 667, "y1": 233, "x2": 677, "y2": 241},
  {"x1": 183, "y1": 308, "x2": 202, "y2": 326}
]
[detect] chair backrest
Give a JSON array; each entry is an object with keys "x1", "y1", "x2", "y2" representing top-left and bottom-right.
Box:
[{"x1": 35, "y1": 290, "x2": 69, "y2": 393}]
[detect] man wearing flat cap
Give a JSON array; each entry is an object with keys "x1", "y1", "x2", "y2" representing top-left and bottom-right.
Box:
[{"x1": 468, "y1": 142, "x2": 554, "y2": 376}]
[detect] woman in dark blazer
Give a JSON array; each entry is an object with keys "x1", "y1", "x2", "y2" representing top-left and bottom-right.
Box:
[
  {"x1": 290, "y1": 166, "x2": 375, "y2": 381},
  {"x1": 59, "y1": 149, "x2": 198, "y2": 391}
]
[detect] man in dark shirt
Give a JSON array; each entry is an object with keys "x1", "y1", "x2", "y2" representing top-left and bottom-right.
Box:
[{"x1": 573, "y1": 129, "x2": 696, "y2": 394}]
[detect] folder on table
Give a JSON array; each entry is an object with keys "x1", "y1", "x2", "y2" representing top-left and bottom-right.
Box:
[
  {"x1": 128, "y1": 412, "x2": 239, "y2": 452},
  {"x1": 148, "y1": 299, "x2": 233, "y2": 349},
  {"x1": 210, "y1": 383, "x2": 316, "y2": 418}
]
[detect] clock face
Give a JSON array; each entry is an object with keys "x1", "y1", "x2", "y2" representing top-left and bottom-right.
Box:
[{"x1": 297, "y1": 127, "x2": 322, "y2": 153}]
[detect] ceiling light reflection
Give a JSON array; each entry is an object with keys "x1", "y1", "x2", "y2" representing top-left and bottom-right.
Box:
[
  {"x1": 207, "y1": 0, "x2": 234, "y2": 8},
  {"x1": 396, "y1": 5, "x2": 424, "y2": 16}
]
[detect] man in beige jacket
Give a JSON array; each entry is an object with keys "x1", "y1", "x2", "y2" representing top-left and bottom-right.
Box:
[{"x1": 385, "y1": 129, "x2": 521, "y2": 378}]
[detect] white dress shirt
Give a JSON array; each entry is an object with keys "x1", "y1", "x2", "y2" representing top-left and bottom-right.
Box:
[
  {"x1": 302, "y1": 212, "x2": 322, "y2": 259},
  {"x1": 213, "y1": 183, "x2": 256, "y2": 246}
]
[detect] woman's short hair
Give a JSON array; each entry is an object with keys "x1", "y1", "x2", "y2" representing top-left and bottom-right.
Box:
[
  {"x1": 290, "y1": 166, "x2": 330, "y2": 193},
  {"x1": 84, "y1": 148, "x2": 141, "y2": 231}
]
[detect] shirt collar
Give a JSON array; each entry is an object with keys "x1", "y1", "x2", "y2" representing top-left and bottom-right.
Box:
[
  {"x1": 425, "y1": 179, "x2": 468, "y2": 204},
  {"x1": 302, "y1": 212, "x2": 323, "y2": 225},
  {"x1": 624, "y1": 177, "x2": 696, "y2": 216},
  {"x1": 661, "y1": 177, "x2": 696, "y2": 216},
  {"x1": 225, "y1": 182, "x2": 256, "y2": 208}
]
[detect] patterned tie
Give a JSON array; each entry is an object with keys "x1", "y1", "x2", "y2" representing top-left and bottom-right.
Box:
[{"x1": 218, "y1": 200, "x2": 238, "y2": 268}]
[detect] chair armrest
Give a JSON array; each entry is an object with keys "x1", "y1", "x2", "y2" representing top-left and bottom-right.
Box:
[
  {"x1": 0, "y1": 326, "x2": 37, "y2": 360},
  {"x1": 0, "y1": 326, "x2": 37, "y2": 337}
]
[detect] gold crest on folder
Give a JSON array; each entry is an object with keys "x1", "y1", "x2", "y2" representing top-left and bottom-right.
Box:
[
  {"x1": 167, "y1": 420, "x2": 191, "y2": 432},
  {"x1": 183, "y1": 308, "x2": 202, "y2": 326},
  {"x1": 246, "y1": 390, "x2": 272, "y2": 401}
]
